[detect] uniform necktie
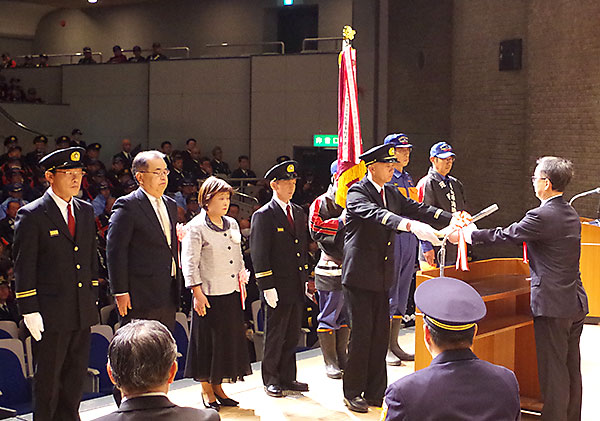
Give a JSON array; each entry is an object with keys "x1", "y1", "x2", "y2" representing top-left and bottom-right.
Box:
[
  {"x1": 286, "y1": 205, "x2": 295, "y2": 233},
  {"x1": 67, "y1": 203, "x2": 76, "y2": 238},
  {"x1": 381, "y1": 188, "x2": 386, "y2": 208}
]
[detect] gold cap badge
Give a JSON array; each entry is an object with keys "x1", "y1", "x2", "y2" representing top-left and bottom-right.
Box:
[
  {"x1": 71, "y1": 151, "x2": 81, "y2": 161},
  {"x1": 287, "y1": 164, "x2": 295, "y2": 173}
]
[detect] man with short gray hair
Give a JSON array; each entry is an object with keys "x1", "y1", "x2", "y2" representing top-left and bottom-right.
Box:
[
  {"x1": 97, "y1": 320, "x2": 219, "y2": 421},
  {"x1": 107, "y1": 150, "x2": 180, "y2": 334}
]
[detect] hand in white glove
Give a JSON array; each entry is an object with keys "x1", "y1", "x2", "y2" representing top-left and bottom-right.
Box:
[
  {"x1": 263, "y1": 288, "x2": 279, "y2": 308},
  {"x1": 24, "y1": 312, "x2": 44, "y2": 341},
  {"x1": 409, "y1": 220, "x2": 443, "y2": 246},
  {"x1": 448, "y1": 222, "x2": 478, "y2": 244}
]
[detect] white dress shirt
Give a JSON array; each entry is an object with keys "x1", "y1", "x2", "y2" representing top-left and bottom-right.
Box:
[{"x1": 47, "y1": 187, "x2": 75, "y2": 225}]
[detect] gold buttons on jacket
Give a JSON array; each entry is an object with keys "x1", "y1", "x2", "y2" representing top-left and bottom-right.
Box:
[
  {"x1": 296, "y1": 252, "x2": 301, "y2": 257},
  {"x1": 74, "y1": 246, "x2": 79, "y2": 251},
  {"x1": 294, "y1": 239, "x2": 299, "y2": 244},
  {"x1": 78, "y1": 282, "x2": 82, "y2": 288},
  {"x1": 298, "y1": 266, "x2": 302, "y2": 271},
  {"x1": 384, "y1": 256, "x2": 388, "y2": 261},
  {"x1": 387, "y1": 242, "x2": 391, "y2": 246},
  {"x1": 76, "y1": 264, "x2": 81, "y2": 269}
]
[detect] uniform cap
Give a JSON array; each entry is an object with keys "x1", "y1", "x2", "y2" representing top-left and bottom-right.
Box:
[
  {"x1": 384, "y1": 133, "x2": 412, "y2": 148},
  {"x1": 33, "y1": 135, "x2": 48, "y2": 144},
  {"x1": 415, "y1": 276, "x2": 486, "y2": 331},
  {"x1": 4, "y1": 136, "x2": 17, "y2": 146},
  {"x1": 39, "y1": 147, "x2": 86, "y2": 171},
  {"x1": 359, "y1": 144, "x2": 397, "y2": 166},
  {"x1": 264, "y1": 160, "x2": 299, "y2": 181},
  {"x1": 55, "y1": 135, "x2": 70, "y2": 145},
  {"x1": 430, "y1": 141, "x2": 455, "y2": 159},
  {"x1": 87, "y1": 143, "x2": 102, "y2": 150}
]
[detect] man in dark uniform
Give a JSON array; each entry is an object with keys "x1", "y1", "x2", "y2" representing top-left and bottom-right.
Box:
[
  {"x1": 250, "y1": 160, "x2": 310, "y2": 398},
  {"x1": 383, "y1": 133, "x2": 418, "y2": 366},
  {"x1": 453, "y1": 156, "x2": 588, "y2": 421},
  {"x1": 70, "y1": 129, "x2": 86, "y2": 148},
  {"x1": 308, "y1": 161, "x2": 349, "y2": 379},
  {"x1": 342, "y1": 144, "x2": 455, "y2": 413},
  {"x1": 55, "y1": 135, "x2": 71, "y2": 151},
  {"x1": 416, "y1": 141, "x2": 467, "y2": 266},
  {"x1": 25, "y1": 135, "x2": 48, "y2": 171},
  {"x1": 383, "y1": 277, "x2": 521, "y2": 420},
  {"x1": 13, "y1": 147, "x2": 99, "y2": 421}
]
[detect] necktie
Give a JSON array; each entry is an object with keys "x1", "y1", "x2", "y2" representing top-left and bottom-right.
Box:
[
  {"x1": 286, "y1": 205, "x2": 295, "y2": 233},
  {"x1": 381, "y1": 188, "x2": 385, "y2": 208},
  {"x1": 67, "y1": 203, "x2": 76, "y2": 238},
  {"x1": 156, "y1": 198, "x2": 176, "y2": 276}
]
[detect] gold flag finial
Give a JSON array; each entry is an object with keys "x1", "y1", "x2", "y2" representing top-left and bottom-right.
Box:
[{"x1": 342, "y1": 25, "x2": 356, "y2": 41}]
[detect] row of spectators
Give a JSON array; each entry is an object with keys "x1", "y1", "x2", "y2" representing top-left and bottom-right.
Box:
[{"x1": 0, "y1": 75, "x2": 43, "y2": 104}]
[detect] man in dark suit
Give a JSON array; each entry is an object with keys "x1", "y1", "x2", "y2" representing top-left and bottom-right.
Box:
[
  {"x1": 97, "y1": 319, "x2": 219, "y2": 421},
  {"x1": 0, "y1": 199, "x2": 20, "y2": 247},
  {"x1": 107, "y1": 150, "x2": 180, "y2": 333},
  {"x1": 0, "y1": 277, "x2": 20, "y2": 323},
  {"x1": 383, "y1": 277, "x2": 521, "y2": 420},
  {"x1": 453, "y1": 156, "x2": 588, "y2": 421},
  {"x1": 342, "y1": 144, "x2": 455, "y2": 413},
  {"x1": 13, "y1": 147, "x2": 99, "y2": 421},
  {"x1": 250, "y1": 160, "x2": 310, "y2": 398},
  {"x1": 113, "y1": 139, "x2": 134, "y2": 169}
]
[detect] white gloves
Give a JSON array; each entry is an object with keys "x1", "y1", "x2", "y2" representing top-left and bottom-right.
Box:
[
  {"x1": 263, "y1": 288, "x2": 279, "y2": 308},
  {"x1": 24, "y1": 312, "x2": 44, "y2": 341},
  {"x1": 408, "y1": 220, "x2": 443, "y2": 246}
]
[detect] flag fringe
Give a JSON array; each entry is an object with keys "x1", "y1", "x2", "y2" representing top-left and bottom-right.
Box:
[{"x1": 335, "y1": 161, "x2": 366, "y2": 208}]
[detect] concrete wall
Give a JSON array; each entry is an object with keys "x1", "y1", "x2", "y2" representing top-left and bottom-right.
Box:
[{"x1": 250, "y1": 53, "x2": 338, "y2": 174}]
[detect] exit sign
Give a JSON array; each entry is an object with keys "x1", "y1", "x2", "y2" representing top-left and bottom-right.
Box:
[{"x1": 313, "y1": 134, "x2": 338, "y2": 147}]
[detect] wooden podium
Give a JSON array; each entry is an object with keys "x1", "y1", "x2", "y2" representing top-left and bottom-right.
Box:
[
  {"x1": 415, "y1": 258, "x2": 542, "y2": 411},
  {"x1": 580, "y1": 218, "x2": 600, "y2": 317}
]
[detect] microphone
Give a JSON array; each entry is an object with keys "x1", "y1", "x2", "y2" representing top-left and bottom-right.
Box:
[{"x1": 569, "y1": 188, "x2": 600, "y2": 206}]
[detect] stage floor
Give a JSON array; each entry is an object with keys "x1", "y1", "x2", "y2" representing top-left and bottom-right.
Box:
[{"x1": 13, "y1": 324, "x2": 600, "y2": 420}]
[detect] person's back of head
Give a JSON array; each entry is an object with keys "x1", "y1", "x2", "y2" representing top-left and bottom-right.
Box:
[{"x1": 107, "y1": 319, "x2": 177, "y2": 396}]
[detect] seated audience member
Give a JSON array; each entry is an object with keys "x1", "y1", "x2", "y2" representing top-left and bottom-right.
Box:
[
  {"x1": 114, "y1": 138, "x2": 134, "y2": 168},
  {"x1": 0, "y1": 183, "x2": 28, "y2": 219},
  {"x1": 0, "y1": 276, "x2": 20, "y2": 323},
  {"x1": 36, "y1": 54, "x2": 49, "y2": 68},
  {"x1": 198, "y1": 157, "x2": 213, "y2": 180},
  {"x1": 167, "y1": 153, "x2": 184, "y2": 193},
  {"x1": 86, "y1": 143, "x2": 105, "y2": 168},
  {"x1": 92, "y1": 182, "x2": 112, "y2": 217},
  {"x1": 226, "y1": 203, "x2": 240, "y2": 221},
  {"x1": 97, "y1": 319, "x2": 219, "y2": 421},
  {"x1": 1, "y1": 53, "x2": 16, "y2": 69},
  {"x1": 147, "y1": 42, "x2": 168, "y2": 61},
  {"x1": 185, "y1": 195, "x2": 199, "y2": 222},
  {"x1": 0, "y1": 199, "x2": 21, "y2": 247},
  {"x1": 382, "y1": 277, "x2": 520, "y2": 421},
  {"x1": 128, "y1": 46, "x2": 146, "y2": 63},
  {"x1": 78, "y1": 47, "x2": 96, "y2": 64},
  {"x1": 25, "y1": 88, "x2": 43, "y2": 104},
  {"x1": 25, "y1": 135, "x2": 48, "y2": 170},
  {"x1": 108, "y1": 156, "x2": 126, "y2": 187},
  {"x1": 55, "y1": 135, "x2": 71, "y2": 150},
  {"x1": 20, "y1": 56, "x2": 34, "y2": 68},
  {"x1": 71, "y1": 128, "x2": 86, "y2": 148},
  {"x1": 182, "y1": 138, "x2": 197, "y2": 166},
  {"x1": 0, "y1": 135, "x2": 18, "y2": 166},
  {"x1": 276, "y1": 155, "x2": 291, "y2": 164},
  {"x1": 108, "y1": 45, "x2": 128, "y2": 64},
  {"x1": 210, "y1": 146, "x2": 231, "y2": 176},
  {"x1": 230, "y1": 155, "x2": 257, "y2": 185},
  {"x1": 161, "y1": 141, "x2": 173, "y2": 168}
]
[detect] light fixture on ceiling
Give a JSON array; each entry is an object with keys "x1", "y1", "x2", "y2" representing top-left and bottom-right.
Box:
[{"x1": 88, "y1": 0, "x2": 98, "y2": 4}]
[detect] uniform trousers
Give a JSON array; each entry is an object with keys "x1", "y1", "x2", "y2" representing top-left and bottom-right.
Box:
[
  {"x1": 33, "y1": 328, "x2": 91, "y2": 421},
  {"x1": 262, "y1": 300, "x2": 302, "y2": 386},
  {"x1": 317, "y1": 290, "x2": 348, "y2": 331},
  {"x1": 534, "y1": 312, "x2": 585, "y2": 421},
  {"x1": 389, "y1": 232, "x2": 418, "y2": 317},
  {"x1": 342, "y1": 285, "x2": 389, "y2": 403}
]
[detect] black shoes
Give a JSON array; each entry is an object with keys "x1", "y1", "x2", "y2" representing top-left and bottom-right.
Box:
[
  {"x1": 264, "y1": 384, "x2": 283, "y2": 397},
  {"x1": 202, "y1": 396, "x2": 220, "y2": 412},
  {"x1": 283, "y1": 381, "x2": 309, "y2": 392},
  {"x1": 344, "y1": 396, "x2": 368, "y2": 413},
  {"x1": 214, "y1": 392, "x2": 239, "y2": 407}
]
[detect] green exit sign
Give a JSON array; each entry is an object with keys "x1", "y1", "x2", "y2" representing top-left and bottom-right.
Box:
[{"x1": 314, "y1": 134, "x2": 339, "y2": 147}]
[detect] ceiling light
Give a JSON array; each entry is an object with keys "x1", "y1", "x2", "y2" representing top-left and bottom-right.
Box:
[{"x1": 88, "y1": 0, "x2": 98, "y2": 4}]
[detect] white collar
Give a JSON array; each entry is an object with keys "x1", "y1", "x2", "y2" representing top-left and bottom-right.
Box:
[
  {"x1": 47, "y1": 187, "x2": 72, "y2": 210},
  {"x1": 367, "y1": 171, "x2": 383, "y2": 193},
  {"x1": 273, "y1": 192, "x2": 291, "y2": 214},
  {"x1": 140, "y1": 187, "x2": 162, "y2": 204}
]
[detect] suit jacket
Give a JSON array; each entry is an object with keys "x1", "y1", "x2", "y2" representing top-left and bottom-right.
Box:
[
  {"x1": 95, "y1": 395, "x2": 219, "y2": 421},
  {"x1": 471, "y1": 195, "x2": 588, "y2": 318},
  {"x1": 250, "y1": 198, "x2": 308, "y2": 304},
  {"x1": 106, "y1": 188, "x2": 180, "y2": 311},
  {"x1": 13, "y1": 192, "x2": 99, "y2": 330},
  {"x1": 383, "y1": 348, "x2": 521, "y2": 421},
  {"x1": 343, "y1": 176, "x2": 451, "y2": 292}
]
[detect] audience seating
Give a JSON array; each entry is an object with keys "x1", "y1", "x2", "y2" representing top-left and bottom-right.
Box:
[
  {"x1": 0, "y1": 338, "x2": 32, "y2": 414},
  {"x1": 99, "y1": 304, "x2": 116, "y2": 326},
  {"x1": 87, "y1": 325, "x2": 113, "y2": 396},
  {"x1": 0, "y1": 321, "x2": 18, "y2": 339}
]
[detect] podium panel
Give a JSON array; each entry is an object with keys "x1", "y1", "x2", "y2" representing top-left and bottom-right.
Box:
[
  {"x1": 416, "y1": 258, "x2": 542, "y2": 411},
  {"x1": 581, "y1": 219, "x2": 600, "y2": 317}
]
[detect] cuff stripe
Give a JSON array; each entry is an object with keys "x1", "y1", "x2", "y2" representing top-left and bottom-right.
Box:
[
  {"x1": 255, "y1": 270, "x2": 273, "y2": 279},
  {"x1": 16, "y1": 289, "x2": 37, "y2": 299}
]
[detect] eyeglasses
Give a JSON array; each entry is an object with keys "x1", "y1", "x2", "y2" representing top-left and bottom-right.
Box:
[
  {"x1": 139, "y1": 169, "x2": 170, "y2": 177},
  {"x1": 531, "y1": 176, "x2": 548, "y2": 183},
  {"x1": 55, "y1": 170, "x2": 85, "y2": 177}
]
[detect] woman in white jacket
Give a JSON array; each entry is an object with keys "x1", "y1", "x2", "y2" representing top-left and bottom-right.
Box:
[{"x1": 181, "y1": 176, "x2": 251, "y2": 411}]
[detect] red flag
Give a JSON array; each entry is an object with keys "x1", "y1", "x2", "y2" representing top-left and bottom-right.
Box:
[{"x1": 335, "y1": 43, "x2": 366, "y2": 207}]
